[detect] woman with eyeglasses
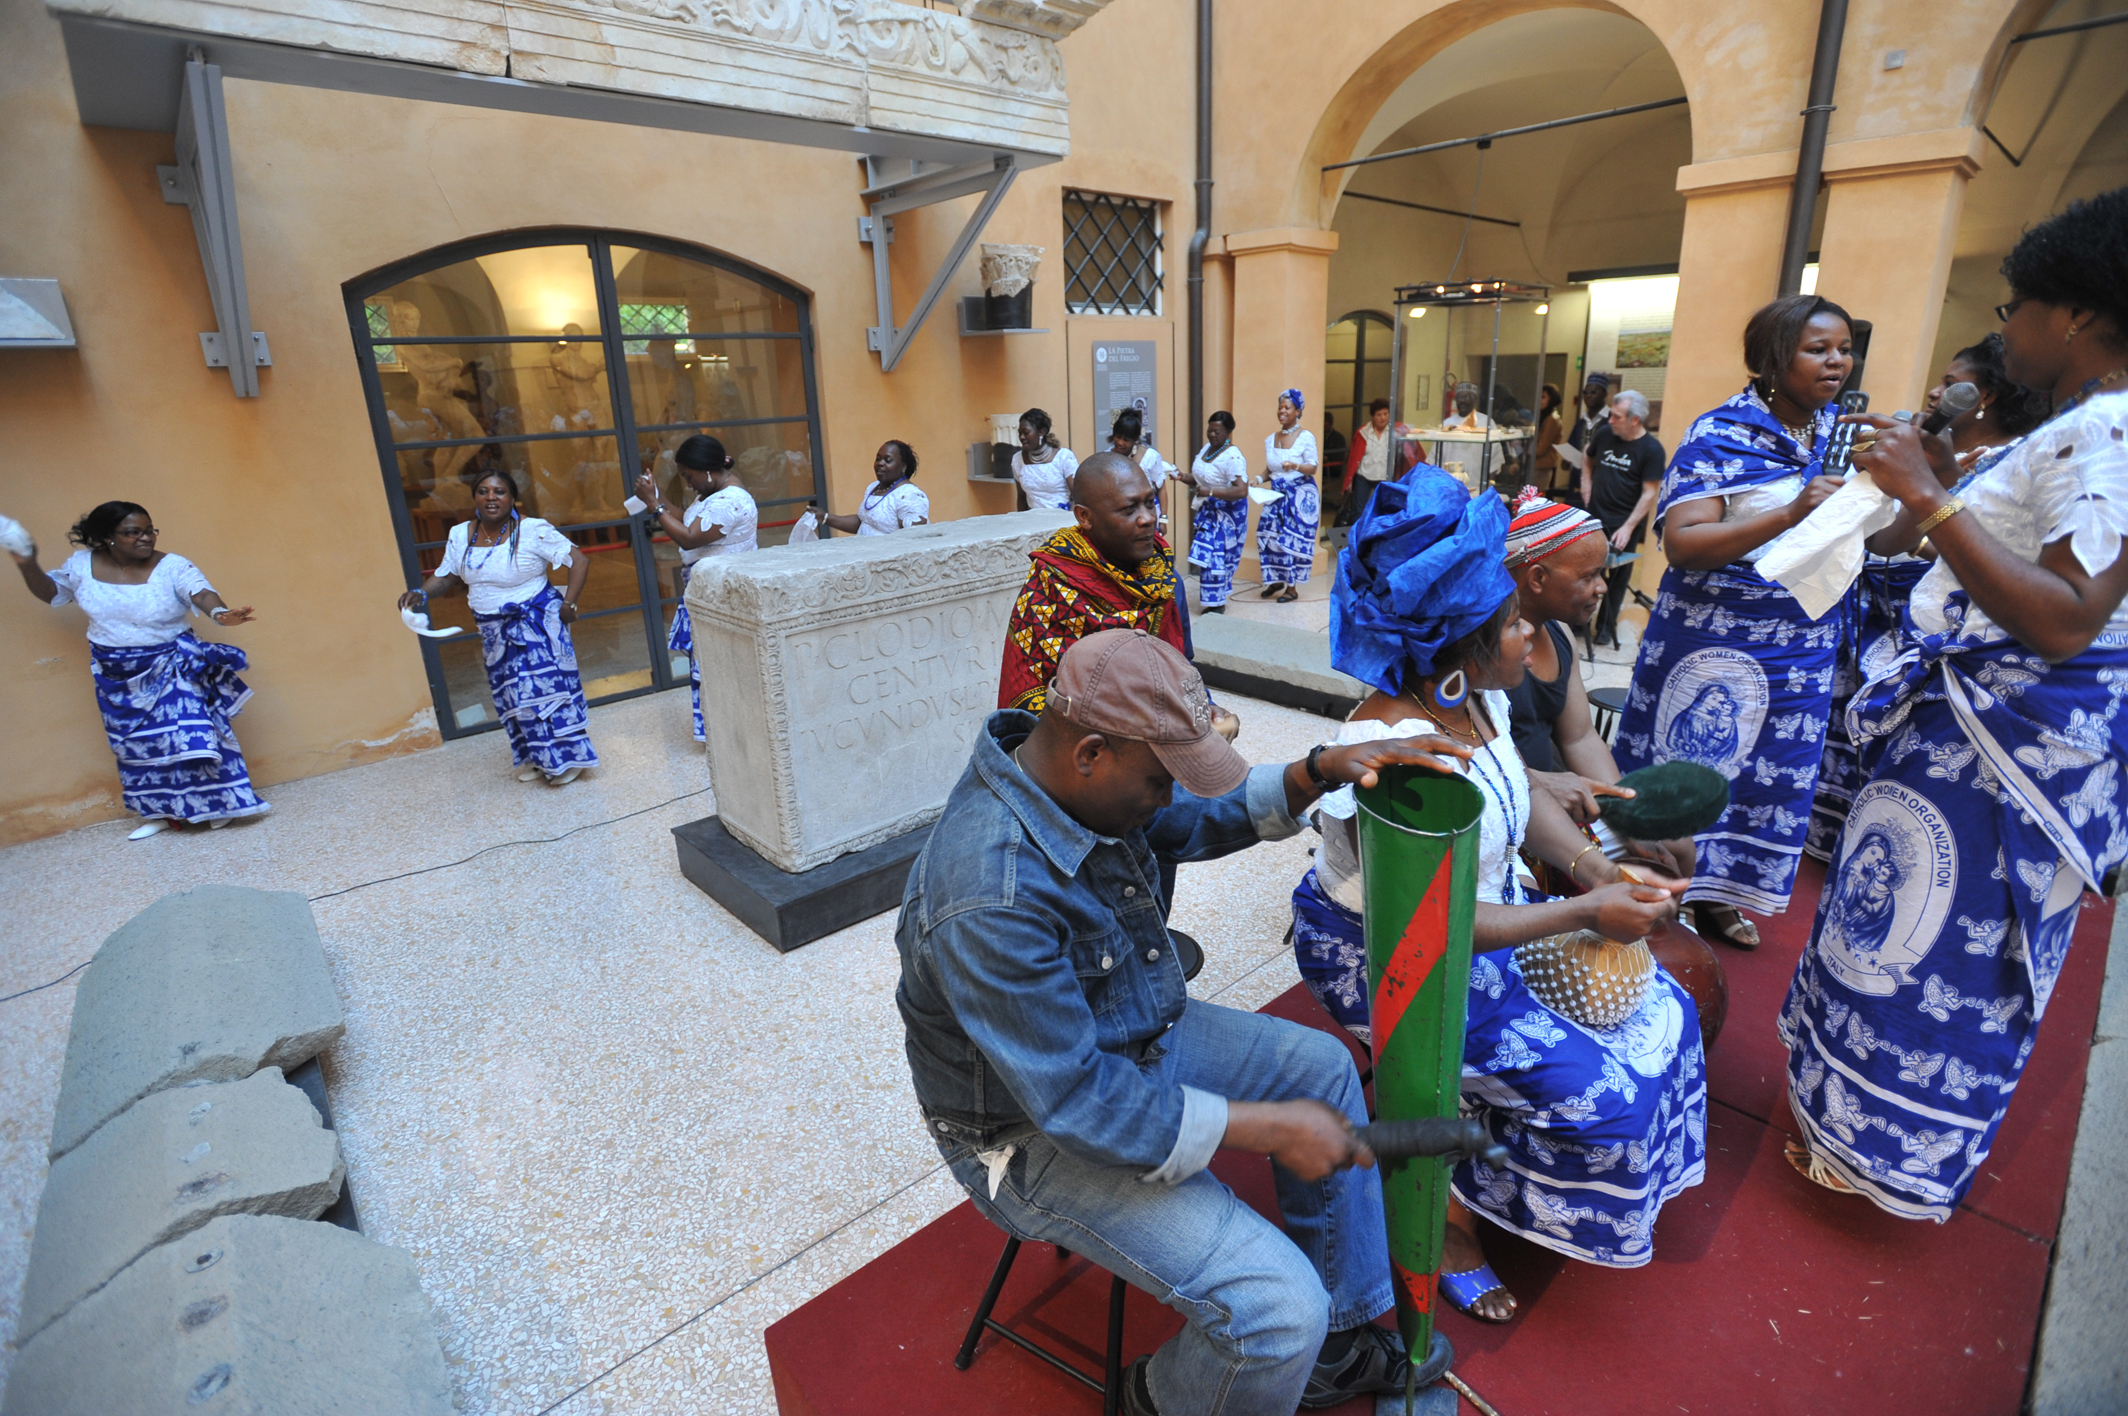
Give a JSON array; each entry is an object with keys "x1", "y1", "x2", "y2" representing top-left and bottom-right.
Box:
[
  {"x1": 1780, "y1": 187, "x2": 2128, "y2": 1220},
  {"x1": 397, "y1": 469, "x2": 599, "y2": 785},
  {"x1": 1805, "y1": 333, "x2": 2050, "y2": 862},
  {"x1": 10, "y1": 503, "x2": 269, "y2": 838}
]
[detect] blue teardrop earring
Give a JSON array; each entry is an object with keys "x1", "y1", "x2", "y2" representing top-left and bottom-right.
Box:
[{"x1": 1431, "y1": 668, "x2": 1468, "y2": 710}]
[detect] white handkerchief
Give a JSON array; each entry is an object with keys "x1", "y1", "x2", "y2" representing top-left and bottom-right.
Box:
[
  {"x1": 623, "y1": 496, "x2": 649, "y2": 516},
  {"x1": 400, "y1": 606, "x2": 461, "y2": 638},
  {"x1": 1755, "y1": 472, "x2": 1900, "y2": 621},
  {"x1": 1248, "y1": 486, "x2": 1283, "y2": 505},
  {"x1": 0, "y1": 514, "x2": 33, "y2": 558},
  {"x1": 976, "y1": 1144, "x2": 1017, "y2": 1200}
]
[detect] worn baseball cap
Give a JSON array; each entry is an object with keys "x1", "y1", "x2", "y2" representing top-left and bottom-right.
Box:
[{"x1": 1048, "y1": 629, "x2": 1250, "y2": 797}]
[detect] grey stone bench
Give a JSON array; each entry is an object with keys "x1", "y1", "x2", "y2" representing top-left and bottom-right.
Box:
[
  {"x1": 3, "y1": 1214, "x2": 455, "y2": 1416},
  {"x1": 50, "y1": 885, "x2": 344, "y2": 1161}
]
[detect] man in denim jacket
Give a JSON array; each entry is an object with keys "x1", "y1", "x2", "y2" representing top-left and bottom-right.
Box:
[{"x1": 897, "y1": 629, "x2": 1468, "y2": 1414}]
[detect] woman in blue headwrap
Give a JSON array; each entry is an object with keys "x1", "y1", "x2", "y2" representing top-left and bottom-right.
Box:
[
  {"x1": 1292, "y1": 466, "x2": 1704, "y2": 1323},
  {"x1": 1612, "y1": 294, "x2": 1857, "y2": 949},
  {"x1": 1255, "y1": 388, "x2": 1319, "y2": 602}
]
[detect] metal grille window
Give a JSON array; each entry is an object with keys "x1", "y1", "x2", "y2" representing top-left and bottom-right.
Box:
[
  {"x1": 619, "y1": 302, "x2": 692, "y2": 356},
  {"x1": 1063, "y1": 192, "x2": 1162, "y2": 316},
  {"x1": 363, "y1": 300, "x2": 398, "y2": 368}
]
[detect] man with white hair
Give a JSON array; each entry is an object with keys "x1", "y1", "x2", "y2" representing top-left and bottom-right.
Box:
[{"x1": 1580, "y1": 387, "x2": 1664, "y2": 648}]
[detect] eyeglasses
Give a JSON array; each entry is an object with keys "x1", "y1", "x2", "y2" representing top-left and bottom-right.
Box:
[
  {"x1": 1994, "y1": 297, "x2": 2029, "y2": 323},
  {"x1": 113, "y1": 526, "x2": 159, "y2": 539}
]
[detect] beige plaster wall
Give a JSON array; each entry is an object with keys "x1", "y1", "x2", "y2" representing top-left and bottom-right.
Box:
[
  {"x1": 3, "y1": 0, "x2": 2105, "y2": 843},
  {"x1": 0, "y1": 0, "x2": 1195, "y2": 843}
]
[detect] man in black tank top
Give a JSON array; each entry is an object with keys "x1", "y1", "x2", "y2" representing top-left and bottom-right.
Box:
[{"x1": 1502, "y1": 493, "x2": 1696, "y2": 883}]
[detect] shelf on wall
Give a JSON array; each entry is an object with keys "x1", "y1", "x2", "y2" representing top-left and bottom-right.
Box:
[{"x1": 957, "y1": 295, "x2": 1046, "y2": 338}]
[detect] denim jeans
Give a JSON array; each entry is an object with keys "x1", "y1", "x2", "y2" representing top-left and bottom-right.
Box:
[{"x1": 944, "y1": 1000, "x2": 1392, "y2": 1416}]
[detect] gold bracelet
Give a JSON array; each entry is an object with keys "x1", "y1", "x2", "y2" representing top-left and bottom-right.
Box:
[
  {"x1": 1915, "y1": 497, "x2": 1965, "y2": 537},
  {"x1": 1567, "y1": 842, "x2": 1601, "y2": 879}
]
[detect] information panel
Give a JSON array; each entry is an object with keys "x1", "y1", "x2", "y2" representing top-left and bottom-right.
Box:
[{"x1": 1093, "y1": 340, "x2": 1157, "y2": 450}]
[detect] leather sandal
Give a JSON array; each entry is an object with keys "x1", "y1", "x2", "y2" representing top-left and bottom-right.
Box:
[
  {"x1": 1439, "y1": 1262, "x2": 1516, "y2": 1323},
  {"x1": 1260, "y1": 582, "x2": 1284, "y2": 598},
  {"x1": 1785, "y1": 1137, "x2": 1858, "y2": 1194},
  {"x1": 1276, "y1": 586, "x2": 1300, "y2": 603},
  {"x1": 1692, "y1": 901, "x2": 1761, "y2": 950}
]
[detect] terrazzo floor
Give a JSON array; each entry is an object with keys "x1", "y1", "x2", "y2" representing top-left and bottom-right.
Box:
[{"x1": 0, "y1": 686, "x2": 1332, "y2": 1414}]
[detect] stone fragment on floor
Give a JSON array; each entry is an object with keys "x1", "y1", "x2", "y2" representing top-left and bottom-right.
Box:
[
  {"x1": 18, "y1": 1069, "x2": 345, "y2": 1341},
  {"x1": 50, "y1": 884, "x2": 345, "y2": 1160},
  {"x1": 1, "y1": 1214, "x2": 454, "y2": 1416}
]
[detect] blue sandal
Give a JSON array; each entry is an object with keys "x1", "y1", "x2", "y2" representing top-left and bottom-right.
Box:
[{"x1": 1439, "y1": 1262, "x2": 1515, "y2": 1323}]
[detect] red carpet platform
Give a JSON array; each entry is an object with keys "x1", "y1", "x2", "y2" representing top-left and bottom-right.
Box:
[{"x1": 766, "y1": 862, "x2": 2112, "y2": 1415}]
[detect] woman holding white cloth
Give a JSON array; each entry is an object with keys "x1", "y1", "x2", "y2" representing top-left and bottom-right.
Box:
[
  {"x1": 397, "y1": 470, "x2": 599, "y2": 784},
  {"x1": 636, "y1": 434, "x2": 757, "y2": 742}
]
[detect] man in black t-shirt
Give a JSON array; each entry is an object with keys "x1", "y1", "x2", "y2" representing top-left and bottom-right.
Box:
[{"x1": 1579, "y1": 388, "x2": 1664, "y2": 648}]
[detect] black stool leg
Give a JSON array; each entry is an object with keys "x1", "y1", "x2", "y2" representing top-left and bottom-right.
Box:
[
  {"x1": 1103, "y1": 1273, "x2": 1127, "y2": 1416},
  {"x1": 955, "y1": 1237, "x2": 1021, "y2": 1370}
]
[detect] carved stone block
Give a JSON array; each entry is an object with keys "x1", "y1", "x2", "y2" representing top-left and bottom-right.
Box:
[
  {"x1": 685, "y1": 510, "x2": 1068, "y2": 873},
  {"x1": 51, "y1": 0, "x2": 1100, "y2": 156}
]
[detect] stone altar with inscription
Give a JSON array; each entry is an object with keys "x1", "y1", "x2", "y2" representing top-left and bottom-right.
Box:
[{"x1": 683, "y1": 510, "x2": 1068, "y2": 884}]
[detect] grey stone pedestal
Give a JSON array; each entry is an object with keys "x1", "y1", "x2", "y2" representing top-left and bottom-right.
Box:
[{"x1": 672, "y1": 814, "x2": 931, "y2": 952}]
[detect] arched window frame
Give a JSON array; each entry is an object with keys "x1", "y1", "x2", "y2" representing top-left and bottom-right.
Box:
[{"x1": 344, "y1": 228, "x2": 828, "y2": 738}]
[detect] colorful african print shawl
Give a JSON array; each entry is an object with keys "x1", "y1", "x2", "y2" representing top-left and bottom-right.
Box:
[{"x1": 998, "y1": 527, "x2": 1185, "y2": 712}]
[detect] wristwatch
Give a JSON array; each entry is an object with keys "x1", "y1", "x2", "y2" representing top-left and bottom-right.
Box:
[{"x1": 1305, "y1": 743, "x2": 1335, "y2": 791}]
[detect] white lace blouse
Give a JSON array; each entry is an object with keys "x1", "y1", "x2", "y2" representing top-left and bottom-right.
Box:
[
  {"x1": 1264, "y1": 430, "x2": 1319, "y2": 481},
  {"x1": 1311, "y1": 691, "x2": 1533, "y2": 913},
  {"x1": 1192, "y1": 444, "x2": 1250, "y2": 491},
  {"x1": 435, "y1": 517, "x2": 577, "y2": 615},
  {"x1": 682, "y1": 486, "x2": 758, "y2": 564},
  {"x1": 1012, "y1": 447, "x2": 1079, "y2": 512},
  {"x1": 857, "y1": 480, "x2": 930, "y2": 535},
  {"x1": 45, "y1": 550, "x2": 214, "y2": 648},
  {"x1": 1911, "y1": 389, "x2": 2128, "y2": 642}
]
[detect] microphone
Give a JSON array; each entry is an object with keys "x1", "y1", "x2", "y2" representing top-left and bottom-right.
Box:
[{"x1": 1921, "y1": 381, "x2": 1981, "y2": 436}]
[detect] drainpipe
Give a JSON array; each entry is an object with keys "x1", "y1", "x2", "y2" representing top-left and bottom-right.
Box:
[
  {"x1": 1186, "y1": 0, "x2": 1212, "y2": 459},
  {"x1": 1780, "y1": 0, "x2": 1849, "y2": 295}
]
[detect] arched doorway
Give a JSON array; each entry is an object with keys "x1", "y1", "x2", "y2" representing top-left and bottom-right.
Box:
[
  {"x1": 346, "y1": 231, "x2": 827, "y2": 737},
  {"x1": 1324, "y1": 308, "x2": 1393, "y2": 475}
]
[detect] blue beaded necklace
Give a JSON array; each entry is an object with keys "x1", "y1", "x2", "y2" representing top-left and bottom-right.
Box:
[{"x1": 467, "y1": 512, "x2": 521, "y2": 574}]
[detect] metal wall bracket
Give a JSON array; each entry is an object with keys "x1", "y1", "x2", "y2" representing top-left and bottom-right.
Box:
[
  {"x1": 161, "y1": 55, "x2": 264, "y2": 396},
  {"x1": 198, "y1": 330, "x2": 272, "y2": 368},
  {"x1": 860, "y1": 153, "x2": 1018, "y2": 372}
]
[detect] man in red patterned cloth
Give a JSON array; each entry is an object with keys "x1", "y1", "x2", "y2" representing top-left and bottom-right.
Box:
[{"x1": 999, "y1": 452, "x2": 1238, "y2": 739}]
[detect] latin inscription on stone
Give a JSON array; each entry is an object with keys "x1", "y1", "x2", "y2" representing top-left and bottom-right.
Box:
[
  {"x1": 684, "y1": 509, "x2": 1068, "y2": 872},
  {"x1": 785, "y1": 598, "x2": 1006, "y2": 766}
]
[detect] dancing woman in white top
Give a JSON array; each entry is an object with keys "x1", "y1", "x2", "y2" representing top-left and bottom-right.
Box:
[
  {"x1": 1256, "y1": 389, "x2": 1320, "y2": 601},
  {"x1": 635, "y1": 434, "x2": 758, "y2": 742},
  {"x1": 821, "y1": 441, "x2": 930, "y2": 536},
  {"x1": 396, "y1": 471, "x2": 600, "y2": 784},
  {"x1": 1181, "y1": 410, "x2": 1249, "y2": 611},
  {"x1": 1011, "y1": 408, "x2": 1078, "y2": 513},
  {"x1": 11, "y1": 501, "x2": 268, "y2": 838}
]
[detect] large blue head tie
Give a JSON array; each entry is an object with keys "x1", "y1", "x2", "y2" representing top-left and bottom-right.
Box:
[{"x1": 1330, "y1": 467, "x2": 1514, "y2": 697}]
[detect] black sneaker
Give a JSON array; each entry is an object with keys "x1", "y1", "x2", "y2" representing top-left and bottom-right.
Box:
[
  {"x1": 1119, "y1": 1355, "x2": 1160, "y2": 1416},
  {"x1": 1300, "y1": 1323, "x2": 1411, "y2": 1409}
]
